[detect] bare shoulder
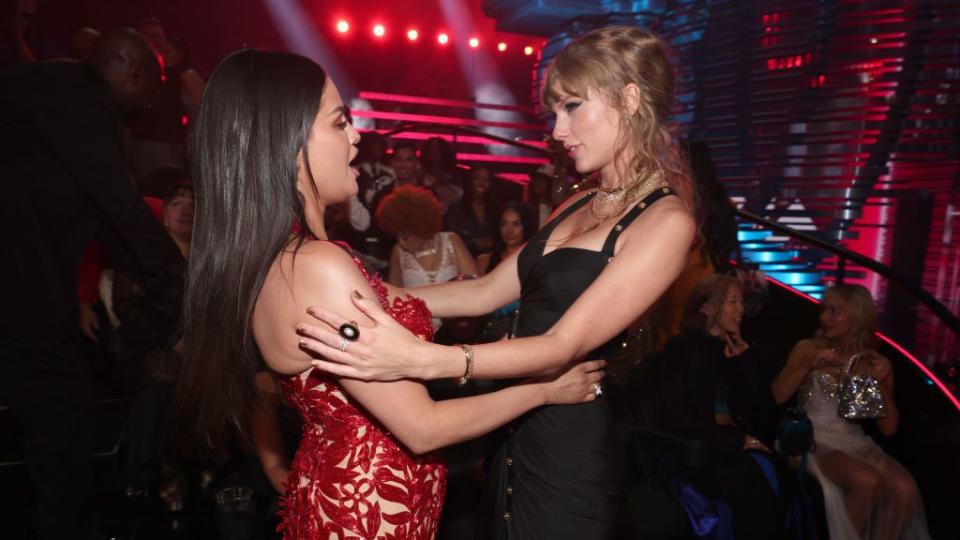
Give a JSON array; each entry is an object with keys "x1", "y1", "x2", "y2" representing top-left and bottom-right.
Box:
[
  {"x1": 790, "y1": 339, "x2": 819, "y2": 358},
  {"x1": 624, "y1": 196, "x2": 695, "y2": 242},
  {"x1": 254, "y1": 241, "x2": 372, "y2": 375}
]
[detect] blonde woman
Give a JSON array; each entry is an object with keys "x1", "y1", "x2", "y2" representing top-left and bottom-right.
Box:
[
  {"x1": 772, "y1": 285, "x2": 929, "y2": 540},
  {"x1": 299, "y1": 27, "x2": 696, "y2": 538}
]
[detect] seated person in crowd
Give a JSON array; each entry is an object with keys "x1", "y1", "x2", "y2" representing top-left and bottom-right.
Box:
[
  {"x1": 111, "y1": 182, "x2": 193, "y2": 500},
  {"x1": 377, "y1": 186, "x2": 476, "y2": 329},
  {"x1": 475, "y1": 202, "x2": 537, "y2": 341},
  {"x1": 419, "y1": 136, "x2": 462, "y2": 213},
  {"x1": 444, "y1": 165, "x2": 500, "y2": 257},
  {"x1": 476, "y1": 201, "x2": 536, "y2": 276},
  {"x1": 771, "y1": 284, "x2": 929, "y2": 540},
  {"x1": 642, "y1": 274, "x2": 786, "y2": 540}
]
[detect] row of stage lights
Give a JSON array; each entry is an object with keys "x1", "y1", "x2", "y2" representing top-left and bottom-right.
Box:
[{"x1": 333, "y1": 20, "x2": 537, "y2": 56}]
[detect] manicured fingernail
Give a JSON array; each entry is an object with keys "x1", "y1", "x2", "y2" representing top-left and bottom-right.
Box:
[
  {"x1": 299, "y1": 338, "x2": 308, "y2": 347},
  {"x1": 306, "y1": 307, "x2": 316, "y2": 316}
]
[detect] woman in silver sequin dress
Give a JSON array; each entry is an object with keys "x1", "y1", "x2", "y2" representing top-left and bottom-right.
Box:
[{"x1": 772, "y1": 285, "x2": 929, "y2": 540}]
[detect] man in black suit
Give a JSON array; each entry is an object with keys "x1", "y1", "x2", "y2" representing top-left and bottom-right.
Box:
[{"x1": 0, "y1": 28, "x2": 183, "y2": 539}]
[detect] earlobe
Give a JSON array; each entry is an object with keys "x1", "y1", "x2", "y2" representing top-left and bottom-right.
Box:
[{"x1": 623, "y1": 84, "x2": 642, "y2": 115}]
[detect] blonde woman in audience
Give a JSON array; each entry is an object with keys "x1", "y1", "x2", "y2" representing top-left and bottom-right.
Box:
[{"x1": 772, "y1": 284, "x2": 929, "y2": 540}]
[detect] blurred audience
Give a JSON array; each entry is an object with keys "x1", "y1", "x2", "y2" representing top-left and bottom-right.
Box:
[
  {"x1": 0, "y1": 27, "x2": 183, "y2": 540},
  {"x1": 129, "y1": 18, "x2": 204, "y2": 184},
  {"x1": 111, "y1": 183, "x2": 193, "y2": 504},
  {"x1": 0, "y1": 0, "x2": 37, "y2": 67},
  {"x1": 771, "y1": 284, "x2": 929, "y2": 540},
  {"x1": 525, "y1": 163, "x2": 557, "y2": 228},
  {"x1": 348, "y1": 132, "x2": 396, "y2": 263},
  {"x1": 70, "y1": 26, "x2": 100, "y2": 61},
  {"x1": 419, "y1": 136, "x2": 463, "y2": 213},
  {"x1": 637, "y1": 274, "x2": 788, "y2": 539},
  {"x1": 445, "y1": 165, "x2": 500, "y2": 257}
]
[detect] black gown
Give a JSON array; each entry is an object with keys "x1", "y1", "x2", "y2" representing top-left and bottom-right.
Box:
[{"x1": 481, "y1": 187, "x2": 676, "y2": 539}]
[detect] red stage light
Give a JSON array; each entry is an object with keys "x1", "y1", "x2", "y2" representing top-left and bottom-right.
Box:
[
  {"x1": 373, "y1": 24, "x2": 385, "y2": 38},
  {"x1": 497, "y1": 42, "x2": 507, "y2": 52},
  {"x1": 469, "y1": 37, "x2": 479, "y2": 48},
  {"x1": 523, "y1": 46, "x2": 534, "y2": 56},
  {"x1": 407, "y1": 29, "x2": 419, "y2": 41},
  {"x1": 336, "y1": 20, "x2": 349, "y2": 33},
  {"x1": 438, "y1": 33, "x2": 449, "y2": 45}
]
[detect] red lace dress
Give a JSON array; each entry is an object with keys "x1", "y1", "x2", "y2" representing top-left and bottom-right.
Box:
[{"x1": 278, "y1": 246, "x2": 446, "y2": 539}]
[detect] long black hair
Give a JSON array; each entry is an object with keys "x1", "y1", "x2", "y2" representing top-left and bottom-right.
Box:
[{"x1": 172, "y1": 49, "x2": 327, "y2": 460}]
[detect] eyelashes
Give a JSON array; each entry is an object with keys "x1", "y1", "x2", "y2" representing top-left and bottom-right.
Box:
[{"x1": 563, "y1": 101, "x2": 581, "y2": 113}]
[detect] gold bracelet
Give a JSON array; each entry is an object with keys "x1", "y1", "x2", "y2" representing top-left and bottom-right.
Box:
[{"x1": 457, "y1": 344, "x2": 474, "y2": 386}]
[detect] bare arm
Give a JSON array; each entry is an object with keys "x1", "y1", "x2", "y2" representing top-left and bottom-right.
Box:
[
  {"x1": 449, "y1": 232, "x2": 477, "y2": 277},
  {"x1": 387, "y1": 245, "x2": 403, "y2": 287},
  {"x1": 250, "y1": 372, "x2": 291, "y2": 494},
  {"x1": 266, "y1": 243, "x2": 602, "y2": 454},
  {"x1": 386, "y1": 192, "x2": 593, "y2": 317},
  {"x1": 871, "y1": 355, "x2": 899, "y2": 436},
  {"x1": 771, "y1": 339, "x2": 831, "y2": 404},
  {"x1": 301, "y1": 203, "x2": 695, "y2": 380}
]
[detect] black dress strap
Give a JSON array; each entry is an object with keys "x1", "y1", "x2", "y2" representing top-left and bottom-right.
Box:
[{"x1": 601, "y1": 186, "x2": 675, "y2": 257}]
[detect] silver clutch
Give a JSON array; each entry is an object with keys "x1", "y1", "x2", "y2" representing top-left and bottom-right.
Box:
[{"x1": 837, "y1": 354, "x2": 887, "y2": 420}]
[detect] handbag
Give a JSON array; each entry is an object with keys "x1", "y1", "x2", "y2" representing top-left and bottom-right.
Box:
[{"x1": 837, "y1": 353, "x2": 887, "y2": 420}]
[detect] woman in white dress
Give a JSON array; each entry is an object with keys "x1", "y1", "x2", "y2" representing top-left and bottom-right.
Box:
[
  {"x1": 378, "y1": 186, "x2": 476, "y2": 329},
  {"x1": 772, "y1": 284, "x2": 929, "y2": 540}
]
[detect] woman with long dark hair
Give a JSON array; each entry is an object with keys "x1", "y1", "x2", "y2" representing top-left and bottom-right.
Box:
[
  {"x1": 171, "y1": 50, "x2": 603, "y2": 539},
  {"x1": 476, "y1": 201, "x2": 537, "y2": 276},
  {"x1": 298, "y1": 27, "x2": 697, "y2": 539}
]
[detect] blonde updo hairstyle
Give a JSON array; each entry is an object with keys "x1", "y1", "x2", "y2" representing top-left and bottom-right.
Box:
[{"x1": 542, "y1": 26, "x2": 694, "y2": 209}]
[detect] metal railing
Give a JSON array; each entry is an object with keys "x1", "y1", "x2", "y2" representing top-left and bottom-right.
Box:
[{"x1": 736, "y1": 209, "x2": 960, "y2": 340}]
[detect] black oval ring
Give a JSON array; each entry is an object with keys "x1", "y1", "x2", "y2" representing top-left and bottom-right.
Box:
[{"x1": 339, "y1": 322, "x2": 360, "y2": 342}]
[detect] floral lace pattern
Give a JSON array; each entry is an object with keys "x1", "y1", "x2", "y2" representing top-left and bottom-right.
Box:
[{"x1": 278, "y1": 243, "x2": 445, "y2": 539}]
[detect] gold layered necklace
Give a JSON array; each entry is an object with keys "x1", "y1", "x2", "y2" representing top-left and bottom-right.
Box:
[{"x1": 591, "y1": 171, "x2": 667, "y2": 220}]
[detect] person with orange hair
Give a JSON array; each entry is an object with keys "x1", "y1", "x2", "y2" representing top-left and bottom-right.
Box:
[{"x1": 378, "y1": 185, "x2": 477, "y2": 289}]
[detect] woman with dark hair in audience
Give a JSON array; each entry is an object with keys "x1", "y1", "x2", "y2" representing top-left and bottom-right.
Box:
[
  {"x1": 172, "y1": 49, "x2": 603, "y2": 539},
  {"x1": 446, "y1": 165, "x2": 501, "y2": 257},
  {"x1": 772, "y1": 284, "x2": 929, "y2": 540},
  {"x1": 647, "y1": 273, "x2": 785, "y2": 539},
  {"x1": 476, "y1": 201, "x2": 537, "y2": 276}
]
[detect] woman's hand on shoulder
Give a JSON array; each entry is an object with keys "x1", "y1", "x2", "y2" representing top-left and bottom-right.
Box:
[{"x1": 297, "y1": 290, "x2": 434, "y2": 381}]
